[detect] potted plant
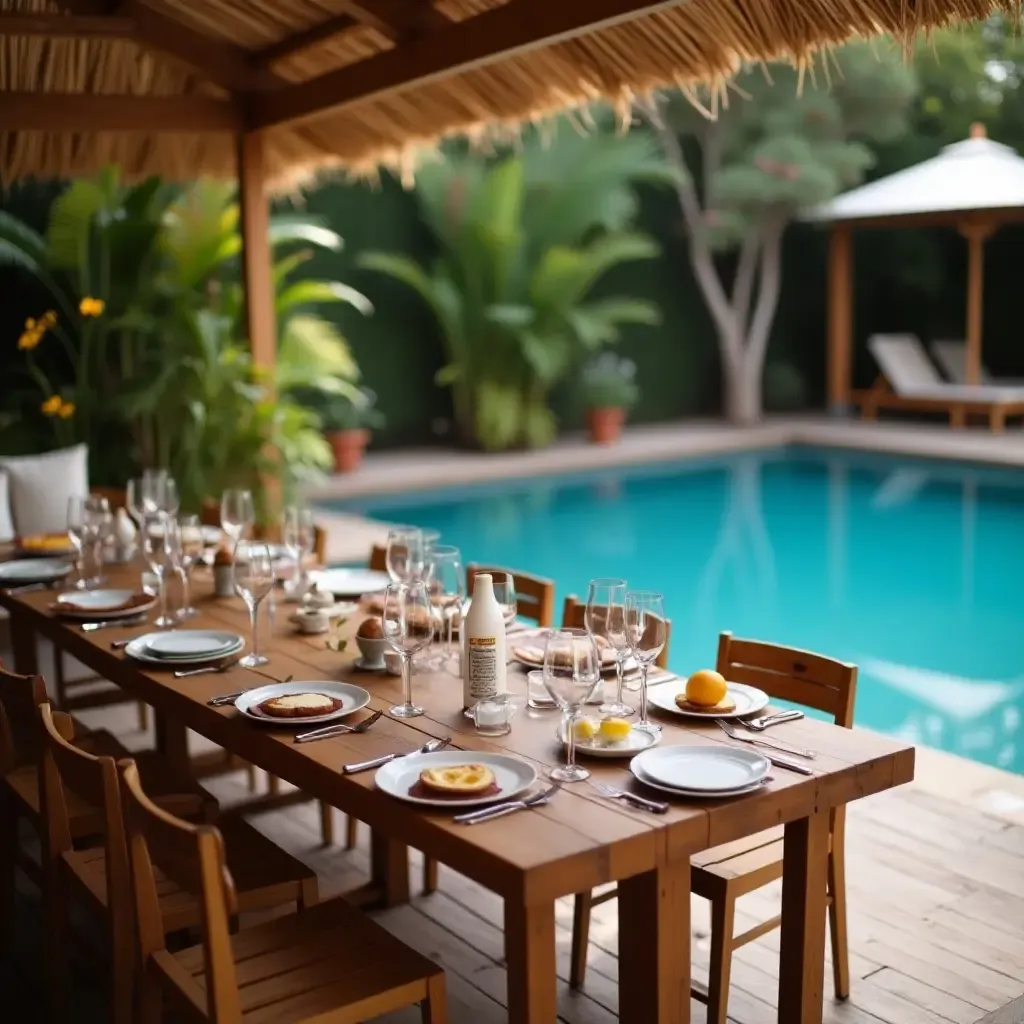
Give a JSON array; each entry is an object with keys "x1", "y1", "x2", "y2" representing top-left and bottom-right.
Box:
[
  {"x1": 582, "y1": 353, "x2": 640, "y2": 445},
  {"x1": 318, "y1": 387, "x2": 385, "y2": 473}
]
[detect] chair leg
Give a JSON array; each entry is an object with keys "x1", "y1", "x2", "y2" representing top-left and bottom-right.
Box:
[
  {"x1": 267, "y1": 773, "x2": 280, "y2": 796},
  {"x1": 423, "y1": 857, "x2": 438, "y2": 895},
  {"x1": 298, "y1": 876, "x2": 319, "y2": 911},
  {"x1": 44, "y1": 866, "x2": 68, "y2": 1023},
  {"x1": 139, "y1": 966, "x2": 163, "y2": 1024},
  {"x1": 136, "y1": 701, "x2": 149, "y2": 732},
  {"x1": 421, "y1": 973, "x2": 447, "y2": 1022},
  {"x1": 54, "y1": 650, "x2": 69, "y2": 708},
  {"x1": 318, "y1": 801, "x2": 334, "y2": 847},
  {"x1": 570, "y1": 891, "x2": 593, "y2": 989},
  {"x1": 0, "y1": 798, "x2": 16, "y2": 953},
  {"x1": 706, "y1": 893, "x2": 736, "y2": 1024},
  {"x1": 345, "y1": 815, "x2": 358, "y2": 851},
  {"x1": 828, "y1": 847, "x2": 850, "y2": 999},
  {"x1": 244, "y1": 762, "x2": 257, "y2": 791}
]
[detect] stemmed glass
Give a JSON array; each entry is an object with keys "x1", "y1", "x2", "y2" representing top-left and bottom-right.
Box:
[
  {"x1": 425, "y1": 545, "x2": 464, "y2": 671},
  {"x1": 385, "y1": 527, "x2": 425, "y2": 582},
  {"x1": 221, "y1": 489, "x2": 254, "y2": 546},
  {"x1": 159, "y1": 477, "x2": 180, "y2": 517},
  {"x1": 625, "y1": 591, "x2": 668, "y2": 737},
  {"x1": 490, "y1": 572, "x2": 518, "y2": 630},
  {"x1": 381, "y1": 580, "x2": 433, "y2": 718},
  {"x1": 282, "y1": 506, "x2": 315, "y2": 593},
  {"x1": 83, "y1": 495, "x2": 111, "y2": 588},
  {"x1": 141, "y1": 513, "x2": 176, "y2": 628},
  {"x1": 142, "y1": 469, "x2": 166, "y2": 512},
  {"x1": 543, "y1": 629, "x2": 602, "y2": 782},
  {"x1": 233, "y1": 540, "x2": 274, "y2": 668},
  {"x1": 421, "y1": 528, "x2": 441, "y2": 554},
  {"x1": 586, "y1": 578, "x2": 634, "y2": 718},
  {"x1": 174, "y1": 514, "x2": 204, "y2": 619},
  {"x1": 67, "y1": 496, "x2": 87, "y2": 589},
  {"x1": 126, "y1": 478, "x2": 146, "y2": 528}
]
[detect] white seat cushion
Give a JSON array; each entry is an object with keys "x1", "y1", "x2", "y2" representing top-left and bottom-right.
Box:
[
  {"x1": 0, "y1": 472, "x2": 14, "y2": 543},
  {"x1": 0, "y1": 444, "x2": 88, "y2": 536}
]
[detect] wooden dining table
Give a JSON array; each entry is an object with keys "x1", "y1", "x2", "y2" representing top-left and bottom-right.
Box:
[{"x1": 0, "y1": 562, "x2": 915, "y2": 1023}]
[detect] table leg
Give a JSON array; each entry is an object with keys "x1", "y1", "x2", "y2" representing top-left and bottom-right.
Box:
[
  {"x1": 618, "y1": 858, "x2": 692, "y2": 1023},
  {"x1": 369, "y1": 829, "x2": 410, "y2": 907},
  {"x1": 505, "y1": 898, "x2": 556, "y2": 1024},
  {"x1": 778, "y1": 808, "x2": 830, "y2": 1023},
  {"x1": 153, "y1": 711, "x2": 191, "y2": 778},
  {"x1": 9, "y1": 611, "x2": 38, "y2": 675}
]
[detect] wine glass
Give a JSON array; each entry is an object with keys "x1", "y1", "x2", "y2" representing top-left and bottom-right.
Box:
[
  {"x1": 490, "y1": 572, "x2": 518, "y2": 629},
  {"x1": 233, "y1": 540, "x2": 274, "y2": 668},
  {"x1": 141, "y1": 513, "x2": 176, "y2": 628},
  {"x1": 421, "y1": 528, "x2": 441, "y2": 554},
  {"x1": 543, "y1": 629, "x2": 602, "y2": 782},
  {"x1": 159, "y1": 477, "x2": 180, "y2": 516},
  {"x1": 586, "y1": 578, "x2": 634, "y2": 718},
  {"x1": 381, "y1": 580, "x2": 433, "y2": 718},
  {"x1": 142, "y1": 468, "x2": 166, "y2": 513},
  {"x1": 82, "y1": 495, "x2": 111, "y2": 588},
  {"x1": 67, "y1": 496, "x2": 87, "y2": 589},
  {"x1": 126, "y1": 478, "x2": 145, "y2": 528},
  {"x1": 221, "y1": 488, "x2": 254, "y2": 545},
  {"x1": 625, "y1": 591, "x2": 668, "y2": 737},
  {"x1": 425, "y1": 545, "x2": 464, "y2": 669},
  {"x1": 282, "y1": 506, "x2": 314, "y2": 593},
  {"x1": 174, "y1": 514, "x2": 204, "y2": 619},
  {"x1": 385, "y1": 527, "x2": 425, "y2": 582}
]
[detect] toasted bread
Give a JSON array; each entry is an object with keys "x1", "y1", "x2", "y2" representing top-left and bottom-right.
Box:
[
  {"x1": 419, "y1": 763, "x2": 496, "y2": 795},
  {"x1": 256, "y1": 693, "x2": 344, "y2": 718},
  {"x1": 673, "y1": 692, "x2": 737, "y2": 715}
]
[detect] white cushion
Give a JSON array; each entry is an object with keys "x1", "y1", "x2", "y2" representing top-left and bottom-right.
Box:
[
  {"x1": 0, "y1": 444, "x2": 89, "y2": 535},
  {"x1": 0, "y1": 472, "x2": 14, "y2": 543}
]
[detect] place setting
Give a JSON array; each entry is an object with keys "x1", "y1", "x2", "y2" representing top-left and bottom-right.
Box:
[
  {"x1": 0, "y1": 556, "x2": 73, "y2": 589},
  {"x1": 49, "y1": 587, "x2": 156, "y2": 621},
  {"x1": 121, "y1": 628, "x2": 247, "y2": 670}
]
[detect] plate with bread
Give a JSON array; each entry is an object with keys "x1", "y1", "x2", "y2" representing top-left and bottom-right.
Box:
[
  {"x1": 510, "y1": 632, "x2": 628, "y2": 674},
  {"x1": 234, "y1": 681, "x2": 371, "y2": 726},
  {"x1": 375, "y1": 750, "x2": 537, "y2": 808},
  {"x1": 647, "y1": 669, "x2": 769, "y2": 721}
]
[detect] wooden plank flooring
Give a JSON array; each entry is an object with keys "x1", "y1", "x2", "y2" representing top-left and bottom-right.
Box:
[{"x1": 7, "y1": 699, "x2": 1024, "y2": 1024}]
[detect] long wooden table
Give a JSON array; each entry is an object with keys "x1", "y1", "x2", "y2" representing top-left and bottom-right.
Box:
[{"x1": 1, "y1": 566, "x2": 915, "y2": 1023}]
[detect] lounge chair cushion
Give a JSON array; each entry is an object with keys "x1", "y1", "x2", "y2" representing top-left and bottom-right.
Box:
[
  {"x1": 0, "y1": 444, "x2": 89, "y2": 536},
  {"x1": 0, "y1": 473, "x2": 14, "y2": 543}
]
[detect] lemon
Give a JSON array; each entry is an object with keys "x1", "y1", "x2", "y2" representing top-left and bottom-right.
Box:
[
  {"x1": 599, "y1": 718, "x2": 632, "y2": 742},
  {"x1": 685, "y1": 669, "x2": 728, "y2": 707},
  {"x1": 573, "y1": 718, "x2": 598, "y2": 741}
]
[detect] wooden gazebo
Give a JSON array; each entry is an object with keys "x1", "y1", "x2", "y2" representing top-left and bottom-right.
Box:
[
  {"x1": 812, "y1": 124, "x2": 1024, "y2": 413},
  {"x1": 1, "y1": 0, "x2": 1016, "y2": 374}
]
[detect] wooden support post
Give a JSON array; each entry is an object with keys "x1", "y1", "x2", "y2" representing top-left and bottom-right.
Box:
[
  {"x1": 237, "y1": 131, "x2": 276, "y2": 371},
  {"x1": 826, "y1": 224, "x2": 853, "y2": 416},
  {"x1": 960, "y1": 221, "x2": 992, "y2": 387}
]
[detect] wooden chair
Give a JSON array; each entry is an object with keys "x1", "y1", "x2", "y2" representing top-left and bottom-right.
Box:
[
  {"x1": 120, "y1": 759, "x2": 446, "y2": 1023},
  {"x1": 561, "y1": 595, "x2": 671, "y2": 669},
  {"x1": 466, "y1": 564, "x2": 555, "y2": 627},
  {"x1": 369, "y1": 543, "x2": 387, "y2": 572},
  {"x1": 39, "y1": 704, "x2": 321, "y2": 1024},
  {"x1": 568, "y1": 632, "x2": 856, "y2": 1023}
]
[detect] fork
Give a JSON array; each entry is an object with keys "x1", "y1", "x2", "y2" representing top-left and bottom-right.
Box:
[
  {"x1": 295, "y1": 708, "x2": 384, "y2": 744},
  {"x1": 454, "y1": 781, "x2": 562, "y2": 824},
  {"x1": 591, "y1": 781, "x2": 669, "y2": 814},
  {"x1": 716, "y1": 719, "x2": 816, "y2": 759},
  {"x1": 207, "y1": 690, "x2": 246, "y2": 706}
]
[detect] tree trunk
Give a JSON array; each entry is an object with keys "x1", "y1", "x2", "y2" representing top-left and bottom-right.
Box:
[{"x1": 722, "y1": 354, "x2": 762, "y2": 425}]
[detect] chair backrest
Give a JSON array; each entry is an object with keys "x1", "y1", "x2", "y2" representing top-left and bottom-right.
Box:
[
  {"x1": 38, "y1": 703, "x2": 134, "y2": 987},
  {"x1": 0, "y1": 664, "x2": 48, "y2": 773},
  {"x1": 715, "y1": 632, "x2": 857, "y2": 727},
  {"x1": 121, "y1": 760, "x2": 240, "y2": 1023},
  {"x1": 868, "y1": 334, "x2": 942, "y2": 394},
  {"x1": 930, "y1": 339, "x2": 992, "y2": 386},
  {"x1": 561, "y1": 595, "x2": 671, "y2": 669},
  {"x1": 468, "y1": 564, "x2": 555, "y2": 626},
  {"x1": 369, "y1": 543, "x2": 387, "y2": 572}
]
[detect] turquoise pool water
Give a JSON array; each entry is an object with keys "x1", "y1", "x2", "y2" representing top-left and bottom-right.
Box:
[{"x1": 325, "y1": 446, "x2": 1024, "y2": 774}]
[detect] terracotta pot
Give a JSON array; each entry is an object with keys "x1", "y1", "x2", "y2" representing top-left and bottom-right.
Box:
[
  {"x1": 586, "y1": 407, "x2": 625, "y2": 445},
  {"x1": 327, "y1": 428, "x2": 369, "y2": 473}
]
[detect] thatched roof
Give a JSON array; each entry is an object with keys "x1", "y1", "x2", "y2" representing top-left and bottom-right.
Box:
[{"x1": 0, "y1": 0, "x2": 1014, "y2": 188}]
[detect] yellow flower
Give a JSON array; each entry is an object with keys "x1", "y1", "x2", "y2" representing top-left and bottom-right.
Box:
[
  {"x1": 79, "y1": 297, "x2": 105, "y2": 317},
  {"x1": 24, "y1": 317, "x2": 36, "y2": 329},
  {"x1": 18, "y1": 326, "x2": 43, "y2": 350},
  {"x1": 41, "y1": 395, "x2": 62, "y2": 415},
  {"x1": 41, "y1": 310, "x2": 58, "y2": 327},
  {"x1": 57, "y1": 401, "x2": 76, "y2": 420}
]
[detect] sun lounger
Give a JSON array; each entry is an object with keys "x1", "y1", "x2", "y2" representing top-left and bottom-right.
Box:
[
  {"x1": 851, "y1": 334, "x2": 1024, "y2": 432},
  {"x1": 929, "y1": 339, "x2": 1024, "y2": 387}
]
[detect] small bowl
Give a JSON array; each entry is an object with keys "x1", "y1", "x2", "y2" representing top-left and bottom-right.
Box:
[
  {"x1": 356, "y1": 634, "x2": 388, "y2": 668},
  {"x1": 295, "y1": 608, "x2": 330, "y2": 635},
  {"x1": 383, "y1": 649, "x2": 402, "y2": 675}
]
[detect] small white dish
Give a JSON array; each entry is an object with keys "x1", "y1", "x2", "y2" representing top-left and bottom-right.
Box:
[
  {"x1": 630, "y1": 758, "x2": 767, "y2": 798},
  {"x1": 235, "y1": 680, "x2": 371, "y2": 725},
  {"x1": 557, "y1": 721, "x2": 660, "y2": 758},
  {"x1": 145, "y1": 630, "x2": 241, "y2": 659},
  {"x1": 647, "y1": 681, "x2": 770, "y2": 721},
  {"x1": 312, "y1": 568, "x2": 391, "y2": 598},
  {"x1": 294, "y1": 608, "x2": 330, "y2": 635},
  {"x1": 631, "y1": 745, "x2": 769, "y2": 792},
  {"x1": 375, "y1": 750, "x2": 537, "y2": 809},
  {"x1": 125, "y1": 631, "x2": 244, "y2": 667},
  {"x1": 0, "y1": 558, "x2": 72, "y2": 584}
]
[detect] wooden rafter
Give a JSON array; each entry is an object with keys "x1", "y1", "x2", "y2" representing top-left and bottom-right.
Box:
[
  {"x1": 255, "y1": 12, "x2": 360, "y2": 67},
  {"x1": 0, "y1": 92, "x2": 240, "y2": 132},
  {"x1": 251, "y1": 0, "x2": 687, "y2": 130},
  {"x1": 0, "y1": 12, "x2": 134, "y2": 37}
]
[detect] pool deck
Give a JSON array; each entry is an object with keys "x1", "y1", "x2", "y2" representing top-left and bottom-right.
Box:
[{"x1": 308, "y1": 416, "x2": 1024, "y2": 563}]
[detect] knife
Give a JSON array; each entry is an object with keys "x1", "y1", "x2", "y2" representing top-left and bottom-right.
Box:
[{"x1": 762, "y1": 752, "x2": 815, "y2": 776}]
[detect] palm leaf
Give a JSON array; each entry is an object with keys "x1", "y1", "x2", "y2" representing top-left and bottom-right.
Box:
[
  {"x1": 46, "y1": 178, "x2": 107, "y2": 274},
  {"x1": 0, "y1": 211, "x2": 75, "y2": 317},
  {"x1": 268, "y1": 218, "x2": 343, "y2": 252},
  {"x1": 277, "y1": 279, "x2": 373, "y2": 318}
]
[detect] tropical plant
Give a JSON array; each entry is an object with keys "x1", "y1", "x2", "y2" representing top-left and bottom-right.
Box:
[
  {"x1": 359, "y1": 123, "x2": 671, "y2": 450},
  {"x1": 300, "y1": 385, "x2": 386, "y2": 433},
  {"x1": 581, "y1": 352, "x2": 640, "y2": 410}
]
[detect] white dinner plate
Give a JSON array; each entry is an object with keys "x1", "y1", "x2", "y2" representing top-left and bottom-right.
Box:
[
  {"x1": 631, "y1": 745, "x2": 769, "y2": 793},
  {"x1": 125, "y1": 631, "x2": 243, "y2": 667},
  {"x1": 144, "y1": 630, "x2": 242, "y2": 659},
  {"x1": 0, "y1": 558, "x2": 72, "y2": 585},
  {"x1": 647, "y1": 680, "x2": 770, "y2": 721},
  {"x1": 375, "y1": 750, "x2": 538, "y2": 809},
  {"x1": 509, "y1": 631, "x2": 628, "y2": 674},
  {"x1": 234, "y1": 680, "x2": 371, "y2": 726},
  {"x1": 630, "y1": 758, "x2": 768, "y2": 799},
  {"x1": 556, "y1": 720, "x2": 660, "y2": 758},
  {"x1": 313, "y1": 568, "x2": 391, "y2": 598},
  {"x1": 54, "y1": 589, "x2": 156, "y2": 619}
]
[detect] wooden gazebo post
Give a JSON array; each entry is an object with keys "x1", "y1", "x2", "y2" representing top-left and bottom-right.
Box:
[
  {"x1": 960, "y1": 219, "x2": 993, "y2": 387},
  {"x1": 826, "y1": 223, "x2": 853, "y2": 415},
  {"x1": 237, "y1": 130, "x2": 276, "y2": 371}
]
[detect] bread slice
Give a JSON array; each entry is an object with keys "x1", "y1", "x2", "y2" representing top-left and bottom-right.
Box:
[
  {"x1": 673, "y1": 692, "x2": 737, "y2": 715},
  {"x1": 256, "y1": 693, "x2": 344, "y2": 718},
  {"x1": 419, "y1": 764, "x2": 496, "y2": 795}
]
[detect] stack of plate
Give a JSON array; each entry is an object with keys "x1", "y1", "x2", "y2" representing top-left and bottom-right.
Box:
[
  {"x1": 0, "y1": 558, "x2": 72, "y2": 587},
  {"x1": 124, "y1": 629, "x2": 244, "y2": 668},
  {"x1": 630, "y1": 745, "x2": 770, "y2": 799}
]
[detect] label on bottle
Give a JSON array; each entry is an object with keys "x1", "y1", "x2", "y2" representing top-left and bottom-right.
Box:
[{"x1": 467, "y1": 636, "x2": 499, "y2": 701}]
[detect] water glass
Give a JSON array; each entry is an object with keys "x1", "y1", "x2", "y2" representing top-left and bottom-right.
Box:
[
  {"x1": 83, "y1": 495, "x2": 111, "y2": 588},
  {"x1": 426, "y1": 544, "x2": 464, "y2": 666},
  {"x1": 141, "y1": 513, "x2": 176, "y2": 628},
  {"x1": 175, "y1": 514, "x2": 204, "y2": 619},
  {"x1": 125, "y1": 478, "x2": 145, "y2": 527},
  {"x1": 543, "y1": 628, "x2": 602, "y2": 782},
  {"x1": 233, "y1": 540, "x2": 274, "y2": 667},
  {"x1": 221, "y1": 488, "x2": 254, "y2": 545},
  {"x1": 67, "y1": 496, "x2": 87, "y2": 589},
  {"x1": 141, "y1": 469, "x2": 166, "y2": 513},
  {"x1": 385, "y1": 527, "x2": 425, "y2": 582},
  {"x1": 586, "y1": 578, "x2": 634, "y2": 718},
  {"x1": 490, "y1": 572, "x2": 518, "y2": 630},
  {"x1": 382, "y1": 580, "x2": 433, "y2": 718},
  {"x1": 159, "y1": 477, "x2": 180, "y2": 516},
  {"x1": 282, "y1": 506, "x2": 315, "y2": 592},
  {"x1": 625, "y1": 591, "x2": 667, "y2": 737}
]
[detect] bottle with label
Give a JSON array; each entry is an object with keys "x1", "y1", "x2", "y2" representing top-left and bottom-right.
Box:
[{"x1": 462, "y1": 572, "x2": 507, "y2": 709}]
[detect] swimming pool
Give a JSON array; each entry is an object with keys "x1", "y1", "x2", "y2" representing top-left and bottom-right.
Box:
[{"x1": 324, "y1": 446, "x2": 1024, "y2": 774}]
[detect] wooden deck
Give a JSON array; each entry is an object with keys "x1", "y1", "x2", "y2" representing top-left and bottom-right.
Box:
[{"x1": 2, "y1": 695, "x2": 1019, "y2": 1024}]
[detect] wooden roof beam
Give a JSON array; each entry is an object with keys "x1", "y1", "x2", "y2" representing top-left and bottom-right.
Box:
[
  {"x1": 0, "y1": 92, "x2": 240, "y2": 132},
  {"x1": 0, "y1": 12, "x2": 135, "y2": 37},
  {"x1": 250, "y1": 0, "x2": 687, "y2": 131}
]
